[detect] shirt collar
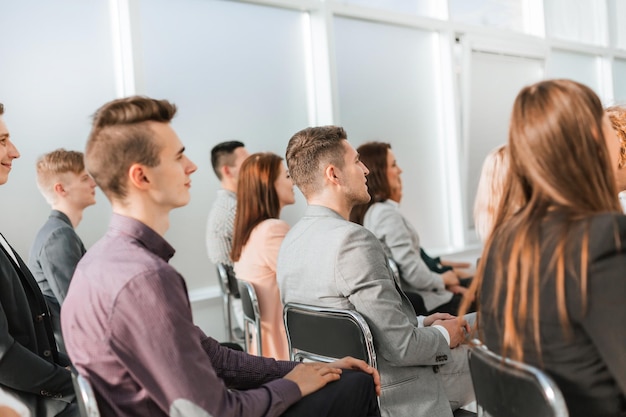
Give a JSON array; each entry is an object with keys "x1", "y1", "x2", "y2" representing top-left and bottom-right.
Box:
[
  {"x1": 384, "y1": 199, "x2": 400, "y2": 209},
  {"x1": 50, "y1": 210, "x2": 72, "y2": 226},
  {"x1": 108, "y1": 213, "x2": 175, "y2": 262}
]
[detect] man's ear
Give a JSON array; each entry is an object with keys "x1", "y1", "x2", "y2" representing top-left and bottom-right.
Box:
[
  {"x1": 128, "y1": 163, "x2": 150, "y2": 190},
  {"x1": 53, "y1": 182, "x2": 66, "y2": 196},
  {"x1": 324, "y1": 165, "x2": 340, "y2": 185},
  {"x1": 222, "y1": 164, "x2": 232, "y2": 179}
]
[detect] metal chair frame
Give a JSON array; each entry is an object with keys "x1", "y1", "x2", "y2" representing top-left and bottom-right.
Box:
[
  {"x1": 216, "y1": 263, "x2": 244, "y2": 344},
  {"x1": 237, "y1": 279, "x2": 263, "y2": 357},
  {"x1": 283, "y1": 302, "x2": 377, "y2": 369},
  {"x1": 71, "y1": 372, "x2": 101, "y2": 417},
  {"x1": 468, "y1": 339, "x2": 569, "y2": 417}
]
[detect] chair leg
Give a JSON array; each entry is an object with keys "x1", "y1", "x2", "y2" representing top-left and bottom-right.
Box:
[
  {"x1": 255, "y1": 319, "x2": 263, "y2": 357},
  {"x1": 222, "y1": 294, "x2": 233, "y2": 343}
]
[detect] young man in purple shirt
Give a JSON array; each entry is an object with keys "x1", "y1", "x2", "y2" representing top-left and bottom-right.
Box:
[{"x1": 61, "y1": 96, "x2": 380, "y2": 417}]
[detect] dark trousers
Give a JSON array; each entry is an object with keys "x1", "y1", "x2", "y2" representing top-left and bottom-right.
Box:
[
  {"x1": 282, "y1": 370, "x2": 380, "y2": 417},
  {"x1": 406, "y1": 277, "x2": 476, "y2": 316}
]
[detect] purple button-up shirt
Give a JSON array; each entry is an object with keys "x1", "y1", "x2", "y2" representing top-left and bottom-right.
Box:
[{"x1": 61, "y1": 214, "x2": 300, "y2": 416}]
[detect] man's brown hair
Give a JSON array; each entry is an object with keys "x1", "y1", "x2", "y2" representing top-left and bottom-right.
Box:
[
  {"x1": 285, "y1": 126, "x2": 347, "y2": 197},
  {"x1": 85, "y1": 96, "x2": 176, "y2": 201}
]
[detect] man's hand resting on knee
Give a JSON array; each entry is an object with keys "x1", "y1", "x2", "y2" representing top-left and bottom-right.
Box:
[{"x1": 284, "y1": 357, "x2": 381, "y2": 397}]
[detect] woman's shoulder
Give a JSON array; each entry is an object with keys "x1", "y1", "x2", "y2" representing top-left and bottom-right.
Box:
[
  {"x1": 254, "y1": 218, "x2": 290, "y2": 235},
  {"x1": 587, "y1": 212, "x2": 626, "y2": 244},
  {"x1": 364, "y1": 200, "x2": 400, "y2": 222}
]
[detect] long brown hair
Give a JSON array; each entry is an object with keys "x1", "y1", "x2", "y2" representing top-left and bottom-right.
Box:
[
  {"x1": 350, "y1": 142, "x2": 392, "y2": 224},
  {"x1": 231, "y1": 152, "x2": 283, "y2": 262},
  {"x1": 461, "y1": 79, "x2": 621, "y2": 361}
]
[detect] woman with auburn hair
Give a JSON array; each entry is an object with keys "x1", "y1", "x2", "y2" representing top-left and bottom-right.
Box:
[
  {"x1": 473, "y1": 145, "x2": 509, "y2": 242},
  {"x1": 231, "y1": 152, "x2": 295, "y2": 360},
  {"x1": 350, "y1": 142, "x2": 473, "y2": 316},
  {"x1": 463, "y1": 79, "x2": 626, "y2": 417}
]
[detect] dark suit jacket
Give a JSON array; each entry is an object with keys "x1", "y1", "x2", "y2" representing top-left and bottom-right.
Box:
[
  {"x1": 481, "y1": 213, "x2": 626, "y2": 417},
  {"x1": 0, "y1": 234, "x2": 75, "y2": 416}
]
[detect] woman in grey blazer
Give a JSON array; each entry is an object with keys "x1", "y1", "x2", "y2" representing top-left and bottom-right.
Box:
[{"x1": 350, "y1": 142, "x2": 474, "y2": 315}]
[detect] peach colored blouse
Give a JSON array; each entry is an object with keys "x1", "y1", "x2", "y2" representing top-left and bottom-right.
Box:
[{"x1": 234, "y1": 219, "x2": 290, "y2": 360}]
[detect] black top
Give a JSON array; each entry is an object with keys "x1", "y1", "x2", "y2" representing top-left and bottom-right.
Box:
[{"x1": 480, "y1": 212, "x2": 626, "y2": 417}]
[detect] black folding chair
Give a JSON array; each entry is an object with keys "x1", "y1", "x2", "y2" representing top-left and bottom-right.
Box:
[
  {"x1": 283, "y1": 302, "x2": 376, "y2": 368},
  {"x1": 237, "y1": 279, "x2": 263, "y2": 356},
  {"x1": 216, "y1": 263, "x2": 244, "y2": 344},
  {"x1": 468, "y1": 339, "x2": 569, "y2": 417}
]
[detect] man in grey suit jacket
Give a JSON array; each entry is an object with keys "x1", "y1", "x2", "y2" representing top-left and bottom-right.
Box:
[
  {"x1": 29, "y1": 149, "x2": 96, "y2": 354},
  {"x1": 277, "y1": 126, "x2": 474, "y2": 417}
]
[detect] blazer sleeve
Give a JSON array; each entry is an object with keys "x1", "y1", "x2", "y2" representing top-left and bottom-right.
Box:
[
  {"x1": 39, "y1": 228, "x2": 85, "y2": 304},
  {"x1": 578, "y1": 216, "x2": 626, "y2": 397},
  {"x1": 367, "y1": 204, "x2": 445, "y2": 292},
  {"x1": 335, "y1": 225, "x2": 450, "y2": 367}
]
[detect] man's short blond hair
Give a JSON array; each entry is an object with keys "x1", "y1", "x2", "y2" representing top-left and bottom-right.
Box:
[{"x1": 36, "y1": 149, "x2": 85, "y2": 204}]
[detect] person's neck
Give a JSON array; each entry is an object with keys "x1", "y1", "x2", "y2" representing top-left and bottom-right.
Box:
[
  {"x1": 307, "y1": 193, "x2": 353, "y2": 220},
  {"x1": 51, "y1": 203, "x2": 83, "y2": 228},
  {"x1": 221, "y1": 180, "x2": 237, "y2": 194},
  {"x1": 112, "y1": 198, "x2": 170, "y2": 236}
]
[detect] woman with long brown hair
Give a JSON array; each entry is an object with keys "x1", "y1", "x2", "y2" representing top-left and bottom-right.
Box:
[
  {"x1": 466, "y1": 79, "x2": 626, "y2": 417},
  {"x1": 231, "y1": 152, "x2": 295, "y2": 360}
]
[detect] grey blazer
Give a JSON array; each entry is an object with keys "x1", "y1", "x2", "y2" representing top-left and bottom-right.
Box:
[
  {"x1": 28, "y1": 210, "x2": 86, "y2": 354},
  {"x1": 277, "y1": 205, "x2": 454, "y2": 417},
  {"x1": 363, "y1": 201, "x2": 453, "y2": 311}
]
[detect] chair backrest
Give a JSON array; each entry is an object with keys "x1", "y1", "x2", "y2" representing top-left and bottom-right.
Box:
[
  {"x1": 468, "y1": 339, "x2": 569, "y2": 417},
  {"x1": 283, "y1": 302, "x2": 377, "y2": 369},
  {"x1": 216, "y1": 263, "x2": 240, "y2": 298},
  {"x1": 71, "y1": 372, "x2": 101, "y2": 417},
  {"x1": 237, "y1": 279, "x2": 262, "y2": 356}
]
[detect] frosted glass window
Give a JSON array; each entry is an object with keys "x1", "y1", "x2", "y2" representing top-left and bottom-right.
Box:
[
  {"x1": 544, "y1": 0, "x2": 608, "y2": 45},
  {"x1": 617, "y1": 1, "x2": 626, "y2": 49},
  {"x1": 0, "y1": 0, "x2": 116, "y2": 255},
  {"x1": 138, "y1": 0, "x2": 310, "y2": 289},
  {"x1": 448, "y1": 0, "x2": 525, "y2": 33},
  {"x1": 614, "y1": 59, "x2": 626, "y2": 104},
  {"x1": 465, "y1": 52, "x2": 544, "y2": 230},
  {"x1": 335, "y1": 0, "x2": 445, "y2": 19},
  {"x1": 334, "y1": 17, "x2": 449, "y2": 249},
  {"x1": 547, "y1": 50, "x2": 601, "y2": 96}
]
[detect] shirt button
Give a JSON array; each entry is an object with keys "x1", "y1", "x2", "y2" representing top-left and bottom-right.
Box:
[
  {"x1": 43, "y1": 350, "x2": 51, "y2": 357},
  {"x1": 35, "y1": 314, "x2": 44, "y2": 322}
]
